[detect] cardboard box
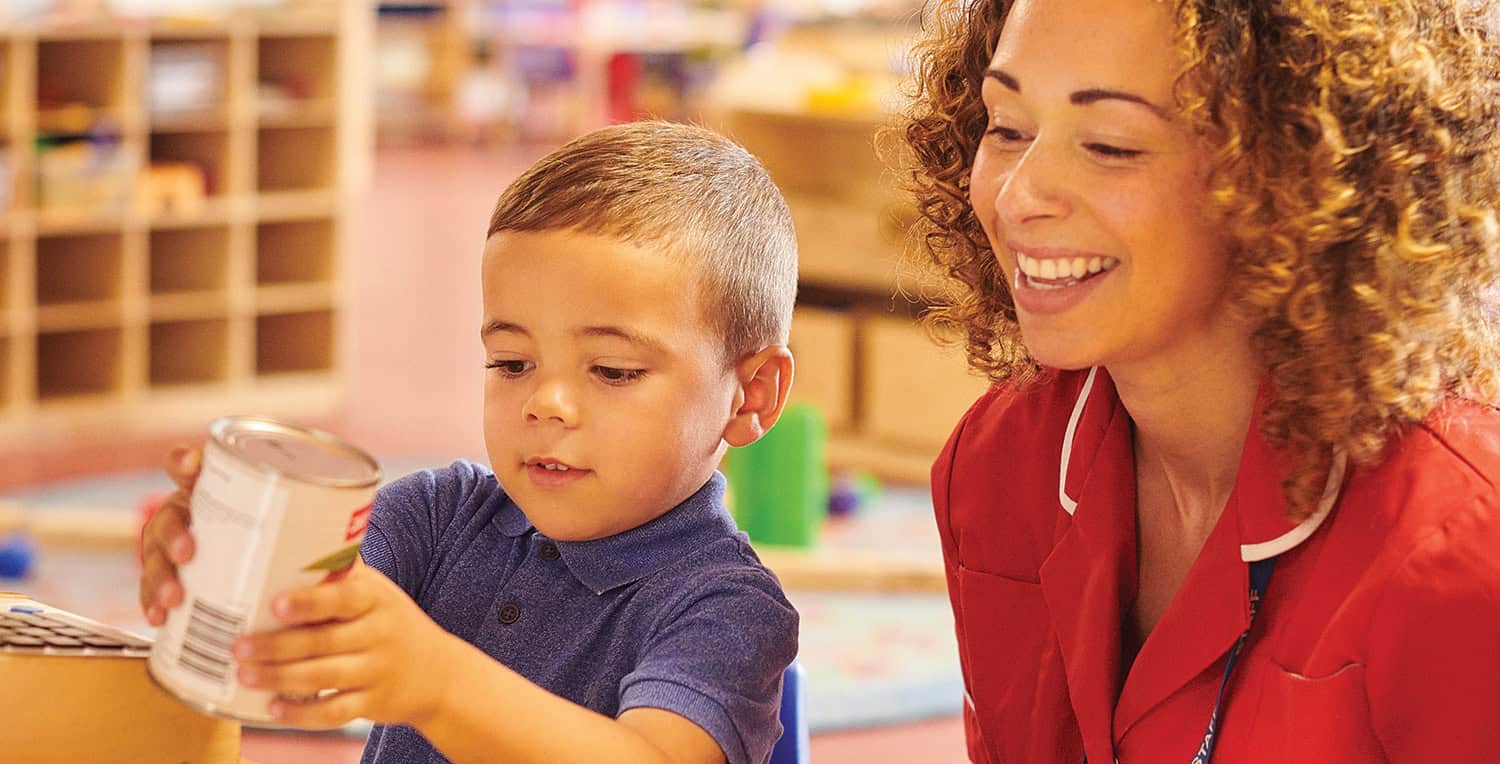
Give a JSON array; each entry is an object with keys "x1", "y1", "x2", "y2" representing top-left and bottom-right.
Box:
[
  {"x1": 716, "y1": 107, "x2": 897, "y2": 208},
  {"x1": 859, "y1": 316, "x2": 990, "y2": 448},
  {"x1": 1, "y1": 652, "x2": 241, "y2": 763},
  {"x1": 785, "y1": 192, "x2": 915, "y2": 294},
  {"x1": 789, "y1": 307, "x2": 857, "y2": 431}
]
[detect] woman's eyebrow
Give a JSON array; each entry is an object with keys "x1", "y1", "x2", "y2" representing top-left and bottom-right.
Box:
[{"x1": 985, "y1": 68, "x2": 1172, "y2": 122}]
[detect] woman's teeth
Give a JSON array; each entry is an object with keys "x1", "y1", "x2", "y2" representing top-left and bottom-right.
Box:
[
  {"x1": 540, "y1": 463, "x2": 570, "y2": 471},
  {"x1": 1016, "y1": 252, "x2": 1119, "y2": 282}
]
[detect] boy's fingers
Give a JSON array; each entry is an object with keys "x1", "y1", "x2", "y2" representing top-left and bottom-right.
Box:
[
  {"x1": 139, "y1": 547, "x2": 164, "y2": 612},
  {"x1": 157, "y1": 577, "x2": 185, "y2": 610},
  {"x1": 267, "y1": 689, "x2": 370, "y2": 731},
  {"x1": 163, "y1": 446, "x2": 203, "y2": 490},
  {"x1": 270, "y1": 574, "x2": 373, "y2": 625},
  {"x1": 234, "y1": 619, "x2": 367, "y2": 664},
  {"x1": 237, "y1": 654, "x2": 367, "y2": 696},
  {"x1": 145, "y1": 498, "x2": 194, "y2": 564},
  {"x1": 139, "y1": 547, "x2": 184, "y2": 617}
]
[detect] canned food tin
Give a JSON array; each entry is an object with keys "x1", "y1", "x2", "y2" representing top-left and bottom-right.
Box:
[{"x1": 147, "y1": 416, "x2": 380, "y2": 723}]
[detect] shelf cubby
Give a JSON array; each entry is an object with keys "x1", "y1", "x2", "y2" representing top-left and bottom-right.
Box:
[
  {"x1": 147, "y1": 39, "x2": 230, "y2": 129},
  {"x1": 150, "y1": 225, "x2": 230, "y2": 295},
  {"x1": 37, "y1": 39, "x2": 125, "y2": 120},
  {"x1": 257, "y1": 127, "x2": 336, "y2": 193},
  {"x1": 150, "y1": 318, "x2": 229, "y2": 386},
  {"x1": 35, "y1": 233, "x2": 123, "y2": 307},
  {"x1": 256, "y1": 219, "x2": 333, "y2": 285},
  {"x1": 258, "y1": 35, "x2": 337, "y2": 118},
  {"x1": 148, "y1": 130, "x2": 229, "y2": 197},
  {"x1": 256, "y1": 309, "x2": 334, "y2": 376},
  {"x1": 37, "y1": 327, "x2": 122, "y2": 400}
]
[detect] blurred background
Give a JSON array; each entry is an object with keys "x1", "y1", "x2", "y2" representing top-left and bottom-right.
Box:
[{"x1": 0, "y1": 1, "x2": 987, "y2": 761}]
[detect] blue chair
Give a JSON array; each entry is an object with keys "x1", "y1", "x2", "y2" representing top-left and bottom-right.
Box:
[{"x1": 770, "y1": 660, "x2": 809, "y2": 764}]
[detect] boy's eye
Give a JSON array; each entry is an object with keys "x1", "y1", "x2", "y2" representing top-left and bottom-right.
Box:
[
  {"x1": 593, "y1": 366, "x2": 646, "y2": 385},
  {"x1": 485, "y1": 360, "x2": 532, "y2": 377}
]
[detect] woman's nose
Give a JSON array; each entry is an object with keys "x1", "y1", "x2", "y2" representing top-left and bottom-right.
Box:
[{"x1": 993, "y1": 140, "x2": 1072, "y2": 229}]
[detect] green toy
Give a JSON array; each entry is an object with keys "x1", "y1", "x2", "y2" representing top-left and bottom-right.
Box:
[{"x1": 723, "y1": 402, "x2": 828, "y2": 548}]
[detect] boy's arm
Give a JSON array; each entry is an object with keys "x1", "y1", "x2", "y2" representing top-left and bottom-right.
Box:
[
  {"x1": 419, "y1": 563, "x2": 798, "y2": 764},
  {"x1": 240, "y1": 541, "x2": 794, "y2": 764},
  {"x1": 420, "y1": 564, "x2": 799, "y2": 764},
  {"x1": 236, "y1": 562, "x2": 729, "y2": 764},
  {"x1": 416, "y1": 634, "x2": 726, "y2": 764}
]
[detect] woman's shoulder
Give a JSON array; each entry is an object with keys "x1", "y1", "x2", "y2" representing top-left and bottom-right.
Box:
[
  {"x1": 1342, "y1": 398, "x2": 1500, "y2": 560},
  {"x1": 1370, "y1": 398, "x2": 1500, "y2": 511},
  {"x1": 1356, "y1": 403, "x2": 1500, "y2": 723},
  {"x1": 1416, "y1": 397, "x2": 1500, "y2": 468}
]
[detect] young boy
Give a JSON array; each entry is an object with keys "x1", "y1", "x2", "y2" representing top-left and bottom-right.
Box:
[{"x1": 138, "y1": 121, "x2": 801, "y2": 764}]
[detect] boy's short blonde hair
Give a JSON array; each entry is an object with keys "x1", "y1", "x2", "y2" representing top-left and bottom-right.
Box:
[{"x1": 488, "y1": 121, "x2": 798, "y2": 362}]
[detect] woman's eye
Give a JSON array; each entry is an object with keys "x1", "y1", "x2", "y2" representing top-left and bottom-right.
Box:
[
  {"x1": 1086, "y1": 143, "x2": 1144, "y2": 160},
  {"x1": 986, "y1": 125, "x2": 1027, "y2": 142},
  {"x1": 593, "y1": 366, "x2": 646, "y2": 384},
  {"x1": 485, "y1": 360, "x2": 531, "y2": 377}
]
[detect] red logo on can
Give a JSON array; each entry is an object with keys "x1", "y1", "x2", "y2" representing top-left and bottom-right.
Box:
[{"x1": 346, "y1": 503, "x2": 372, "y2": 541}]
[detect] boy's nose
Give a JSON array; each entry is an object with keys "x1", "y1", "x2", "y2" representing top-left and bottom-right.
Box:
[{"x1": 522, "y1": 380, "x2": 578, "y2": 427}]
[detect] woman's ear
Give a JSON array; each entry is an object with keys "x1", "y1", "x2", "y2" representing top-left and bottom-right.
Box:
[{"x1": 723, "y1": 345, "x2": 794, "y2": 448}]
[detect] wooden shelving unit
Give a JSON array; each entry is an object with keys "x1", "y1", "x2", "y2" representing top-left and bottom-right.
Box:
[{"x1": 0, "y1": 3, "x2": 368, "y2": 447}]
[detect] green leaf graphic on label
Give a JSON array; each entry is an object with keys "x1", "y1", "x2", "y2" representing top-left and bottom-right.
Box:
[{"x1": 304, "y1": 542, "x2": 361, "y2": 573}]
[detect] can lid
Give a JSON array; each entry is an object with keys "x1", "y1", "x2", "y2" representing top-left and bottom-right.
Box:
[{"x1": 211, "y1": 417, "x2": 380, "y2": 488}]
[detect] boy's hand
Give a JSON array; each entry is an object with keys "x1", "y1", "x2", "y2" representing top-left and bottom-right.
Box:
[
  {"x1": 233, "y1": 560, "x2": 457, "y2": 729},
  {"x1": 139, "y1": 446, "x2": 202, "y2": 626}
]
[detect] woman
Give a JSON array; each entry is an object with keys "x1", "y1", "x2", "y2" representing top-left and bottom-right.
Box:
[{"x1": 903, "y1": 0, "x2": 1499, "y2": 761}]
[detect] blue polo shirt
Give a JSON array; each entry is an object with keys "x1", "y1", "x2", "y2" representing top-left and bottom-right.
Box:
[{"x1": 357, "y1": 460, "x2": 798, "y2": 764}]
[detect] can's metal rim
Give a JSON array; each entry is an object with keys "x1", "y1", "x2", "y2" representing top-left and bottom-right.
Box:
[
  {"x1": 145, "y1": 654, "x2": 281, "y2": 726},
  {"x1": 208, "y1": 416, "x2": 382, "y2": 489}
]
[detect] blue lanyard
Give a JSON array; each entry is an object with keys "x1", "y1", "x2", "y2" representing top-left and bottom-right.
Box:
[{"x1": 1086, "y1": 558, "x2": 1276, "y2": 764}]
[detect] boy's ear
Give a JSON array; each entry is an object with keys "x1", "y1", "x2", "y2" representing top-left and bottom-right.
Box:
[{"x1": 723, "y1": 345, "x2": 794, "y2": 448}]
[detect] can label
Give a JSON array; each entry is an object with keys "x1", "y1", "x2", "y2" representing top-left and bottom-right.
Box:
[{"x1": 148, "y1": 419, "x2": 378, "y2": 722}]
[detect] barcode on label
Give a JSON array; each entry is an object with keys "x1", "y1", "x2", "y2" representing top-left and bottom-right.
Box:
[{"x1": 177, "y1": 598, "x2": 244, "y2": 686}]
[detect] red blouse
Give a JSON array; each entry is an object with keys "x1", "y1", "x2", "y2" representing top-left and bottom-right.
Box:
[{"x1": 933, "y1": 367, "x2": 1500, "y2": 763}]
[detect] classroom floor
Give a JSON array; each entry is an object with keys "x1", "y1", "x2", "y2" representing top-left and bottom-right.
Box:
[{"x1": 5, "y1": 143, "x2": 967, "y2": 762}]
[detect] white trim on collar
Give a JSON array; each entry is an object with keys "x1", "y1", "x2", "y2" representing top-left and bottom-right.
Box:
[
  {"x1": 1057, "y1": 366, "x2": 1349, "y2": 561},
  {"x1": 1239, "y1": 449, "x2": 1348, "y2": 562},
  {"x1": 1058, "y1": 367, "x2": 1099, "y2": 516}
]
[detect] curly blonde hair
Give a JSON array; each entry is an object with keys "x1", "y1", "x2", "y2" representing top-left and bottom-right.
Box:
[{"x1": 902, "y1": 0, "x2": 1500, "y2": 518}]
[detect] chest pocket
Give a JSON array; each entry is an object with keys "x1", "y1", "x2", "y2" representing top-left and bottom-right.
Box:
[
  {"x1": 956, "y1": 565, "x2": 1082, "y2": 764},
  {"x1": 1234, "y1": 658, "x2": 1381, "y2": 764}
]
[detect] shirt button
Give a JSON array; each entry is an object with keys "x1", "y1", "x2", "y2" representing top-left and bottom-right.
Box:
[
  {"x1": 540, "y1": 543, "x2": 560, "y2": 561},
  {"x1": 498, "y1": 603, "x2": 521, "y2": 625}
]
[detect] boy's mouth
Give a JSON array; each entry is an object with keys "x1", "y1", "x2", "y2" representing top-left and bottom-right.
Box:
[
  {"x1": 523, "y1": 457, "x2": 591, "y2": 488},
  {"x1": 525, "y1": 457, "x2": 582, "y2": 471}
]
